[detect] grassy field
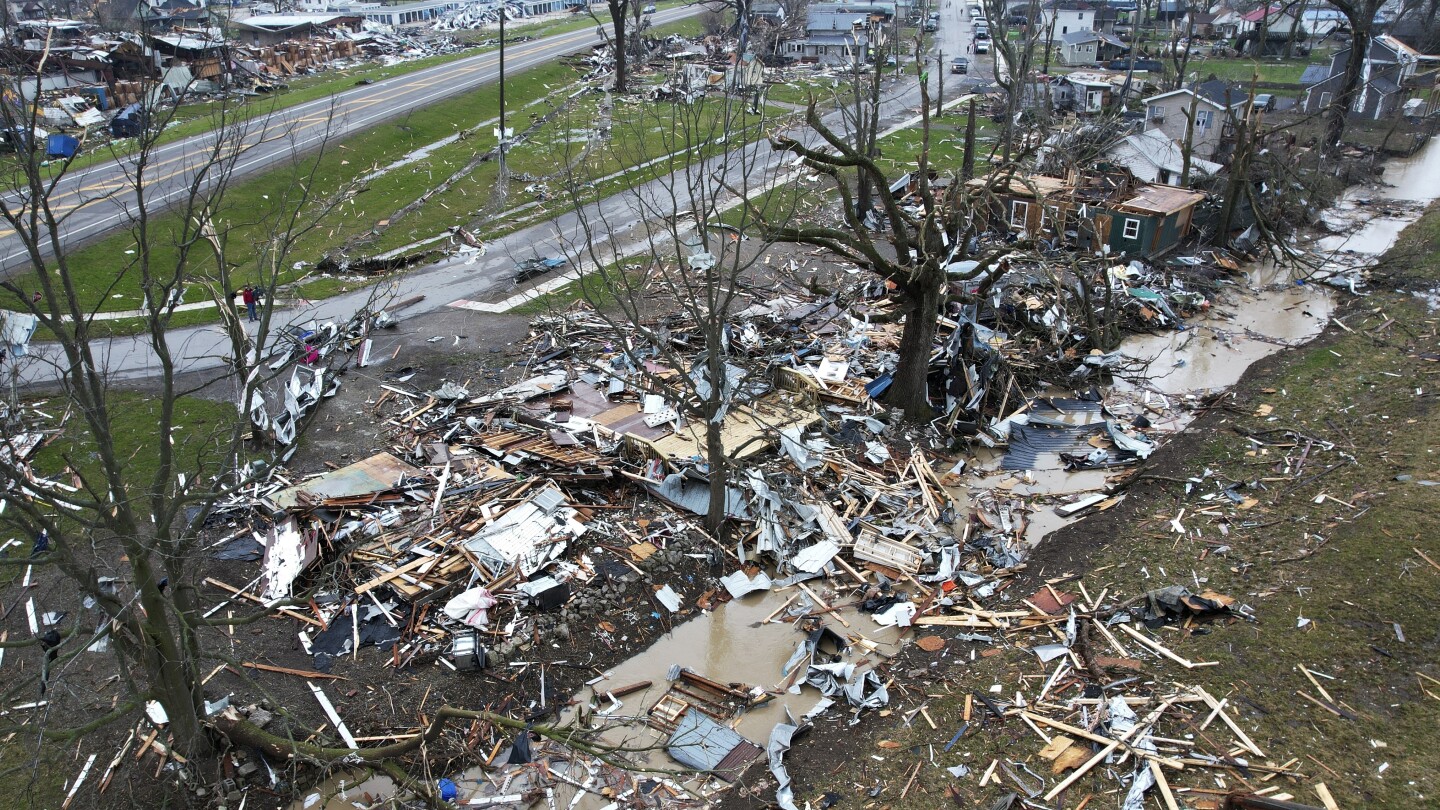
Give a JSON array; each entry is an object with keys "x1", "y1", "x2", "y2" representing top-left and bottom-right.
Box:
[
  {"x1": 29, "y1": 391, "x2": 237, "y2": 491},
  {"x1": 782, "y1": 201, "x2": 1440, "y2": 809},
  {"x1": 52, "y1": 2, "x2": 700, "y2": 174},
  {"x1": 8, "y1": 11, "x2": 768, "y2": 335},
  {"x1": 1187, "y1": 54, "x2": 1326, "y2": 85}
]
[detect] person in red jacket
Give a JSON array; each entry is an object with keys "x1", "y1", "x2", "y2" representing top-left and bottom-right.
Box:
[{"x1": 241, "y1": 286, "x2": 258, "y2": 322}]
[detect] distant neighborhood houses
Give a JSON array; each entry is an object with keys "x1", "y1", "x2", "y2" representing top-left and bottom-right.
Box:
[{"x1": 1300, "y1": 34, "x2": 1440, "y2": 120}]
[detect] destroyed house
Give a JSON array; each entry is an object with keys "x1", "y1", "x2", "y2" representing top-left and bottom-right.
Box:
[
  {"x1": 971, "y1": 170, "x2": 1204, "y2": 259},
  {"x1": 1300, "y1": 34, "x2": 1439, "y2": 121},
  {"x1": 232, "y1": 14, "x2": 366, "y2": 48}
]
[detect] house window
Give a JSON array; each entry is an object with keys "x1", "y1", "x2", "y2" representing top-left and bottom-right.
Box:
[
  {"x1": 1122, "y1": 218, "x2": 1141, "y2": 239},
  {"x1": 1077, "y1": 12, "x2": 1084, "y2": 20},
  {"x1": 1195, "y1": 109, "x2": 1213, "y2": 129},
  {"x1": 1318, "y1": 91, "x2": 1332, "y2": 109},
  {"x1": 1061, "y1": 25, "x2": 1068, "y2": 33},
  {"x1": 1011, "y1": 200, "x2": 1030, "y2": 229},
  {"x1": 1148, "y1": 104, "x2": 1165, "y2": 121},
  {"x1": 1042, "y1": 205, "x2": 1061, "y2": 231}
]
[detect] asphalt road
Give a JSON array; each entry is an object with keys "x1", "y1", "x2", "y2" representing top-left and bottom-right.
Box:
[
  {"x1": 12, "y1": 10, "x2": 983, "y2": 389},
  {"x1": 0, "y1": 4, "x2": 702, "y2": 272}
]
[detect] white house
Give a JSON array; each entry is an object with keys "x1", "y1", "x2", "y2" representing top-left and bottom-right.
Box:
[
  {"x1": 1140, "y1": 87, "x2": 1246, "y2": 161},
  {"x1": 1107, "y1": 129, "x2": 1223, "y2": 186},
  {"x1": 1038, "y1": 0, "x2": 1097, "y2": 41}
]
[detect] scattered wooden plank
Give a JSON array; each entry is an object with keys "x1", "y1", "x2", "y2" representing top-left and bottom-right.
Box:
[
  {"x1": 243, "y1": 661, "x2": 347, "y2": 680},
  {"x1": 309, "y1": 683, "x2": 359, "y2": 749},
  {"x1": 204, "y1": 578, "x2": 323, "y2": 627},
  {"x1": 1119, "y1": 623, "x2": 1217, "y2": 669},
  {"x1": 1193, "y1": 687, "x2": 1265, "y2": 758}
]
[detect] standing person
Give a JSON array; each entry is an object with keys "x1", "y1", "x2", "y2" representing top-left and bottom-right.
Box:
[{"x1": 242, "y1": 285, "x2": 257, "y2": 322}]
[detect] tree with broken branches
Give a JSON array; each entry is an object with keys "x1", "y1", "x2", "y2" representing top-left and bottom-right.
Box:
[
  {"x1": 984, "y1": 0, "x2": 1048, "y2": 160},
  {"x1": 0, "y1": 40, "x2": 397, "y2": 798},
  {"x1": 589, "y1": 0, "x2": 648, "y2": 94},
  {"x1": 552, "y1": 88, "x2": 800, "y2": 539},
  {"x1": 746, "y1": 54, "x2": 1018, "y2": 422}
]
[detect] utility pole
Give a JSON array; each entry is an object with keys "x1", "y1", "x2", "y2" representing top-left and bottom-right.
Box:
[
  {"x1": 936, "y1": 50, "x2": 944, "y2": 116},
  {"x1": 498, "y1": 4, "x2": 508, "y2": 179}
]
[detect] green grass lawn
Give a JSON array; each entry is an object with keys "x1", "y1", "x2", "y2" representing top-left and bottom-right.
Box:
[
  {"x1": 1186, "y1": 54, "x2": 1325, "y2": 85},
  {"x1": 30, "y1": 392, "x2": 237, "y2": 489},
  {"x1": 12, "y1": 77, "x2": 790, "y2": 336}
]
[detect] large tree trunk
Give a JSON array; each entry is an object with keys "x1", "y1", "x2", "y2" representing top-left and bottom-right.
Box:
[
  {"x1": 962, "y1": 99, "x2": 977, "y2": 181},
  {"x1": 887, "y1": 273, "x2": 943, "y2": 421},
  {"x1": 1324, "y1": 25, "x2": 1368, "y2": 150},
  {"x1": 609, "y1": 0, "x2": 629, "y2": 93},
  {"x1": 703, "y1": 342, "x2": 729, "y2": 539}
]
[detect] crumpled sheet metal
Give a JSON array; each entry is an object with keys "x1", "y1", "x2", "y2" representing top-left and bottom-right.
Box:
[
  {"x1": 768, "y1": 712, "x2": 801, "y2": 810},
  {"x1": 799, "y1": 663, "x2": 889, "y2": 724}
]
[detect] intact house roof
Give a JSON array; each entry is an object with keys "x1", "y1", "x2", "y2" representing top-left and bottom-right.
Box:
[
  {"x1": 1369, "y1": 76, "x2": 1401, "y2": 95},
  {"x1": 1299, "y1": 64, "x2": 1331, "y2": 85},
  {"x1": 1239, "y1": 4, "x2": 1288, "y2": 23},
  {"x1": 1142, "y1": 88, "x2": 1232, "y2": 112},
  {"x1": 1193, "y1": 79, "x2": 1250, "y2": 109},
  {"x1": 1109, "y1": 129, "x2": 1223, "y2": 179},
  {"x1": 1060, "y1": 30, "x2": 1102, "y2": 45}
]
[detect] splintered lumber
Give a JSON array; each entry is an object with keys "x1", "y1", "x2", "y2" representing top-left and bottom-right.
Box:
[
  {"x1": 1022, "y1": 712, "x2": 1183, "y2": 770},
  {"x1": 1041, "y1": 695, "x2": 1185, "y2": 801},
  {"x1": 204, "y1": 578, "x2": 323, "y2": 627},
  {"x1": 1149, "y1": 759, "x2": 1180, "y2": 810},
  {"x1": 99, "y1": 727, "x2": 138, "y2": 793},
  {"x1": 309, "y1": 683, "x2": 359, "y2": 749},
  {"x1": 1118, "y1": 623, "x2": 1217, "y2": 669},
  {"x1": 243, "y1": 661, "x2": 347, "y2": 680},
  {"x1": 1193, "y1": 686, "x2": 1265, "y2": 758},
  {"x1": 60, "y1": 753, "x2": 97, "y2": 810},
  {"x1": 796, "y1": 581, "x2": 850, "y2": 628}
]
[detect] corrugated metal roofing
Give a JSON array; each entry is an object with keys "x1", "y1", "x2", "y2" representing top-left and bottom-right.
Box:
[{"x1": 667, "y1": 708, "x2": 763, "y2": 781}]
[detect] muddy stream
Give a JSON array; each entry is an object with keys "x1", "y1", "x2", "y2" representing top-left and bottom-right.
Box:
[{"x1": 294, "y1": 137, "x2": 1440, "y2": 809}]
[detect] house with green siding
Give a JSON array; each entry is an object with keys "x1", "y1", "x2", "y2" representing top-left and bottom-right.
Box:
[{"x1": 969, "y1": 170, "x2": 1206, "y2": 259}]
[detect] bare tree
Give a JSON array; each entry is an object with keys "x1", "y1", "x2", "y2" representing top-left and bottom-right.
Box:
[
  {"x1": 589, "y1": 0, "x2": 644, "y2": 93},
  {"x1": 747, "y1": 65, "x2": 1017, "y2": 421},
  {"x1": 0, "y1": 39, "x2": 372, "y2": 766},
  {"x1": 1169, "y1": 1, "x2": 1198, "y2": 90},
  {"x1": 556, "y1": 91, "x2": 797, "y2": 536},
  {"x1": 986, "y1": 0, "x2": 1047, "y2": 160}
]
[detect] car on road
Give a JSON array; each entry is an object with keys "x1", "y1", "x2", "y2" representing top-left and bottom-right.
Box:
[
  {"x1": 975, "y1": 39, "x2": 990, "y2": 53},
  {"x1": 1253, "y1": 93, "x2": 1276, "y2": 112},
  {"x1": 951, "y1": 56, "x2": 970, "y2": 74},
  {"x1": 923, "y1": 19, "x2": 938, "y2": 31},
  {"x1": 642, "y1": 4, "x2": 657, "y2": 12}
]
